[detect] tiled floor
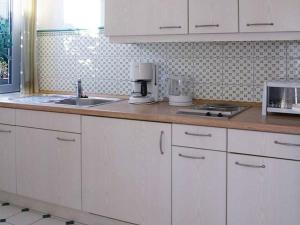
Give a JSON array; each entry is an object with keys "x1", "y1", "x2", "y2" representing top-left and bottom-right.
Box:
[{"x1": 0, "y1": 202, "x2": 84, "y2": 225}]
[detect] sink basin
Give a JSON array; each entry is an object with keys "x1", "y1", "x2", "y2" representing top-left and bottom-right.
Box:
[{"x1": 53, "y1": 97, "x2": 121, "y2": 107}]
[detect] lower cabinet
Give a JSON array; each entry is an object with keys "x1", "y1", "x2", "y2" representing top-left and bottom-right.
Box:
[
  {"x1": 172, "y1": 147, "x2": 226, "y2": 225},
  {"x1": 0, "y1": 124, "x2": 16, "y2": 193},
  {"x1": 16, "y1": 127, "x2": 81, "y2": 210},
  {"x1": 228, "y1": 154, "x2": 300, "y2": 225},
  {"x1": 82, "y1": 117, "x2": 171, "y2": 225}
]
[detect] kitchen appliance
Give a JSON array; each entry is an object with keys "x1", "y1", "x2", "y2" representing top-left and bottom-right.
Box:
[
  {"x1": 177, "y1": 104, "x2": 248, "y2": 119},
  {"x1": 168, "y1": 76, "x2": 193, "y2": 106},
  {"x1": 129, "y1": 63, "x2": 159, "y2": 104},
  {"x1": 262, "y1": 81, "x2": 300, "y2": 116}
]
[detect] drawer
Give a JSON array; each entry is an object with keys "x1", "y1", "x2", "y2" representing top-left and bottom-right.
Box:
[
  {"x1": 0, "y1": 107, "x2": 15, "y2": 125},
  {"x1": 16, "y1": 110, "x2": 81, "y2": 133},
  {"x1": 228, "y1": 129, "x2": 300, "y2": 160},
  {"x1": 172, "y1": 124, "x2": 227, "y2": 151}
]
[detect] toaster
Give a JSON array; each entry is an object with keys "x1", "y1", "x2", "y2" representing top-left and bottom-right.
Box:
[{"x1": 262, "y1": 81, "x2": 300, "y2": 116}]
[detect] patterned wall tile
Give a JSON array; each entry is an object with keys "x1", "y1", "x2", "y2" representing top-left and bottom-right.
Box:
[
  {"x1": 38, "y1": 31, "x2": 298, "y2": 102},
  {"x1": 119, "y1": 44, "x2": 141, "y2": 58},
  {"x1": 287, "y1": 41, "x2": 300, "y2": 59},
  {"x1": 95, "y1": 57, "x2": 119, "y2": 80},
  {"x1": 94, "y1": 79, "x2": 119, "y2": 95},
  {"x1": 223, "y1": 57, "x2": 253, "y2": 85},
  {"x1": 166, "y1": 42, "x2": 194, "y2": 58},
  {"x1": 253, "y1": 57, "x2": 287, "y2": 85},
  {"x1": 165, "y1": 58, "x2": 194, "y2": 78},
  {"x1": 287, "y1": 58, "x2": 300, "y2": 80},
  {"x1": 253, "y1": 85, "x2": 264, "y2": 102},
  {"x1": 140, "y1": 43, "x2": 167, "y2": 59},
  {"x1": 223, "y1": 85, "x2": 253, "y2": 102},
  {"x1": 194, "y1": 83, "x2": 223, "y2": 100},
  {"x1": 223, "y1": 42, "x2": 253, "y2": 58},
  {"x1": 253, "y1": 41, "x2": 286, "y2": 58},
  {"x1": 193, "y1": 42, "x2": 223, "y2": 58},
  {"x1": 118, "y1": 80, "x2": 132, "y2": 96},
  {"x1": 194, "y1": 58, "x2": 222, "y2": 83},
  {"x1": 99, "y1": 35, "x2": 121, "y2": 57}
]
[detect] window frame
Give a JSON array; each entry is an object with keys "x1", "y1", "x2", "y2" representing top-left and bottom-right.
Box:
[{"x1": 0, "y1": 0, "x2": 21, "y2": 94}]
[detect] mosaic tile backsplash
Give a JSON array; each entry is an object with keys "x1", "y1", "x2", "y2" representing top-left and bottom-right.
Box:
[{"x1": 38, "y1": 30, "x2": 300, "y2": 102}]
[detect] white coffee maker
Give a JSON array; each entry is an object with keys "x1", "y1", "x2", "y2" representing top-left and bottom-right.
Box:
[{"x1": 129, "y1": 63, "x2": 159, "y2": 104}]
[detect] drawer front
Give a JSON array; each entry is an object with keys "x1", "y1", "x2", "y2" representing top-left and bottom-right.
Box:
[
  {"x1": 0, "y1": 107, "x2": 15, "y2": 125},
  {"x1": 172, "y1": 124, "x2": 227, "y2": 151},
  {"x1": 228, "y1": 129, "x2": 300, "y2": 160},
  {"x1": 16, "y1": 110, "x2": 81, "y2": 133}
]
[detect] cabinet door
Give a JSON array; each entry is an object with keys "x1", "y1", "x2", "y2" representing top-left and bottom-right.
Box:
[
  {"x1": 82, "y1": 117, "x2": 171, "y2": 225},
  {"x1": 189, "y1": 0, "x2": 238, "y2": 34},
  {"x1": 0, "y1": 125, "x2": 16, "y2": 193},
  {"x1": 105, "y1": 0, "x2": 187, "y2": 36},
  {"x1": 240, "y1": 0, "x2": 300, "y2": 32},
  {"x1": 16, "y1": 127, "x2": 81, "y2": 210},
  {"x1": 173, "y1": 147, "x2": 226, "y2": 225},
  {"x1": 228, "y1": 154, "x2": 300, "y2": 225}
]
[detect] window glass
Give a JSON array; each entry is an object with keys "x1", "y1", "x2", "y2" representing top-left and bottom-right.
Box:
[
  {"x1": 37, "y1": 0, "x2": 104, "y2": 31},
  {"x1": 0, "y1": 0, "x2": 12, "y2": 85}
]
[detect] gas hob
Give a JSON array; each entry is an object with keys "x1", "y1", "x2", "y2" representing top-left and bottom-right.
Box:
[{"x1": 177, "y1": 104, "x2": 248, "y2": 119}]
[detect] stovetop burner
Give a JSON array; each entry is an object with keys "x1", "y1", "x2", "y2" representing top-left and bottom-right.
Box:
[{"x1": 177, "y1": 104, "x2": 249, "y2": 119}]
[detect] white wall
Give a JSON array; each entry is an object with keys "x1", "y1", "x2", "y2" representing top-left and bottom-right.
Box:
[{"x1": 37, "y1": 0, "x2": 104, "y2": 30}]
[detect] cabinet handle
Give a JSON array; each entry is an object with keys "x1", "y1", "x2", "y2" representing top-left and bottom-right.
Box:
[
  {"x1": 159, "y1": 26, "x2": 182, "y2": 29},
  {"x1": 184, "y1": 132, "x2": 212, "y2": 137},
  {"x1": 274, "y1": 140, "x2": 300, "y2": 147},
  {"x1": 160, "y1": 131, "x2": 164, "y2": 155},
  {"x1": 247, "y1": 23, "x2": 274, "y2": 27},
  {"x1": 0, "y1": 130, "x2": 11, "y2": 133},
  {"x1": 195, "y1": 24, "x2": 219, "y2": 28},
  {"x1": 235, "y1": 161, "x2": 266, "y2": 169},
  {"x1": 56, "y1": 137, "x2": 76, "y2": 142},
  {"x1": 179, "y1": 153, "x2": 205, "y2": 160}
]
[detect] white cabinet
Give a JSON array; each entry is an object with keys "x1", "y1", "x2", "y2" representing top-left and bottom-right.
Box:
[
  {"x1": 172, "y1": 147, "x2": 226, "y2": 225},
  {"x1": 228, "y1": 154, "x2": 300, "y2": 225},
  {"x1": 228, "y1": 129, "x2": 300, "y2": 160},
  {"x1": 240, "y1": 0, "x2": 300, "y2": 32},
  {"x1": 82, "y1": 117, "x2": 171, "y2": 225},
  {"x1": 173, "y1": 124, "x2": 227, "y2": 151},
  {"x1": 16, "y1": 127, "x2": 81, "y2": 210},
  {"x1": 105, "y1": 0, "x2": 188, "y2": 36},
  {"x1": 0, "y1": 125, "x2": 16, "y2": 193},
  {"x1": 189, "y1": 0, "x2": 238, "y2": 34}
]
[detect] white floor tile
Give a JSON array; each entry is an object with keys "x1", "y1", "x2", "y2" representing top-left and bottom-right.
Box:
[
  {"x1": 7, "y1": 211, "x2": 43, "y2": 225},
  {"x1": 0, "y1": 205, "x2": 21, "y2": 219},
  {"x1": 32, "y1": 218, "x2": 66, "y2": 225}
]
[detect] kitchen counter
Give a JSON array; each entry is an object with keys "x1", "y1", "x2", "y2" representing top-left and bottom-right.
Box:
[{"x1": 0, "y1": 94, "x2": 300, "y2": 135}]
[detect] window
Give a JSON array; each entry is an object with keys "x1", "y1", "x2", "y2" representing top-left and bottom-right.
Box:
[
  {"x1": 0, "y1": 0, "x2": 20, "y2": 93},
  {"x1": 37, "y1": 0, "x2": 104, "y2": 31}
]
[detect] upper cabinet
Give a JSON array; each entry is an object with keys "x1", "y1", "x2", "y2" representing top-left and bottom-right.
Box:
[
  {"x1": 189, "y1": 0, "x2": 238, "y2": 34},
  {"x1": 105, "y1": 0, "x2": 188, "y2": 36},
  {"x1": 239, "y1": 0, "x2": 300, "y2": 32}
]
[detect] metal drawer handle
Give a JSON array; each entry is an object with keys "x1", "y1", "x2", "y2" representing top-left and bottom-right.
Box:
[
  {"x1": 195, "y1": 24, "x2": 219, "y2": 28},
  {"x1": 179, "y1": 153, "x2": 205, "y2": 160},
  {"x1": 235, "y1": 161, "x2": 266, "y2": 169},
  {"x1": 160, "y1": 131, "x2": 164, "y2": 155},
  {"x1": 56, "y1": 137, "x2": 76, "y2": 142},
  {"x1": 247, "y1": 23, "x2": 274, "y2": 27},
  {"x1": 159, "y1": 26, "x2": 182, "y2": 29},
  {"x1": 274, "y1": 140, "x2": 300, "y2": 147},
  {"x1": 184, "y1": 132, "x2": 212, "y2": 137},
  {"x1": 0, "y1": 130, "x2": 12, "y2": 133}
]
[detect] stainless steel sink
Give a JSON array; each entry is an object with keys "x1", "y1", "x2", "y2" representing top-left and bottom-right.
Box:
[{"x1": 53, "y1": 97, "x2": 121, "y2": 107}]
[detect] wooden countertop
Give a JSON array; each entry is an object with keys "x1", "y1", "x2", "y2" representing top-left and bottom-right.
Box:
[{"x1": 0, "y1": 94, "x2": 300, "y2": 135}]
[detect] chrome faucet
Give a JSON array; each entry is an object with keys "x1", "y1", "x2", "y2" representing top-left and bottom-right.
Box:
[{"x1": 76, "y1": 79, "x2": 83, "y2": 98}]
